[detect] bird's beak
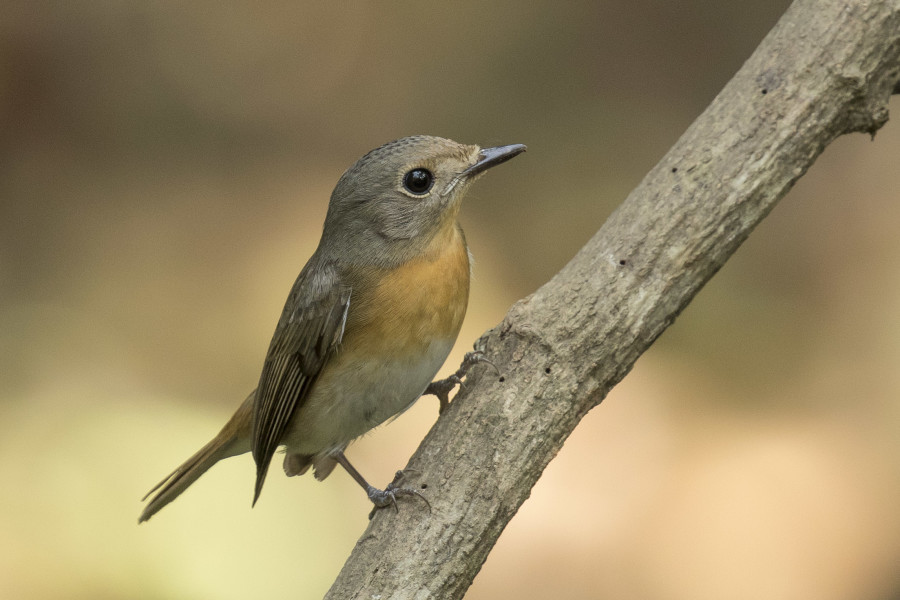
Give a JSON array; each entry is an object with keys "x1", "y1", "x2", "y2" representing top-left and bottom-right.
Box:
[{"x1": 462, "y1": 144, "x2": 527, "y2": 178}]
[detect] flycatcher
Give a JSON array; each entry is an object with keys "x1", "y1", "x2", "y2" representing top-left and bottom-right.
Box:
[{"x1": 139, "y1": 135, "x2": 525, "y2": 522}]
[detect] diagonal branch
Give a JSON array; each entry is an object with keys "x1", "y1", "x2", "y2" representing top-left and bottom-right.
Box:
[{"x1": 325, "y1": 0, "x2": 900, "y2": 598}]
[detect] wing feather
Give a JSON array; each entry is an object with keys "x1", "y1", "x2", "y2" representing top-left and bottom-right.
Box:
[{"x1": 251, "y1": 260, "x2": 351, "y2": 503}]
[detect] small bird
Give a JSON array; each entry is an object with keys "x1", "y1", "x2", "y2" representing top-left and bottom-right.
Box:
[{"x1": 139, "y1": 136, "x2": 525, "y2": 522}]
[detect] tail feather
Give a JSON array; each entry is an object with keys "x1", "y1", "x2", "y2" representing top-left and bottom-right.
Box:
[
  {"x1": 138, "y1": 392, "x2": 254, "y2": 523},
  {"x1": 139, "y1": 437, "x2": 234, "y2": 522}
]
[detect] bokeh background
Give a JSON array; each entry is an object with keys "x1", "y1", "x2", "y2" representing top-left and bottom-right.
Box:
[{"x1": 2, "y1": 1, "x2": 899, "y2": 599}]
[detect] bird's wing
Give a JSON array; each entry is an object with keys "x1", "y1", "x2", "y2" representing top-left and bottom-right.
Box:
[{"x1": 251, "y1": 260, "x2": 351, "y2": 503}]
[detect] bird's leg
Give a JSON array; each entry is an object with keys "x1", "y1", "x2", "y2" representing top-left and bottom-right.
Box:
[
  {"x1": 424, "y1": 351, "x2": 498, "y2": 413},
  {"x1": 333, "y1": 451, "x2": 430, "y2": 519}
]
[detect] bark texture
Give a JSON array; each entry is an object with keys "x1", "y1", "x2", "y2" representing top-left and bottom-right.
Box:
[{"x1": 325, "y1": 0, "x2": 900, "y2": 598}]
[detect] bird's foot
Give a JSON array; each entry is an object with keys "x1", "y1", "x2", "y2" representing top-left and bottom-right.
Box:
[
  {"x1": 424, "y1": 351, "x2": 498, "y2": 413},
  {"x1": 367, "y1": 470, "x2": 431, "y2": 519}
]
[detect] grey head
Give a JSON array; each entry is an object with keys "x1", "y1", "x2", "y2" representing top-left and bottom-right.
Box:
[{"x1": 318, "y1": 135, "x2": 525, "y2": 268}]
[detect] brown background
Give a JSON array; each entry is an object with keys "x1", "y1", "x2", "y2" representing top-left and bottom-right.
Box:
[{"x1": 2, "y1": 2, "x2": 899, "y2": 598}]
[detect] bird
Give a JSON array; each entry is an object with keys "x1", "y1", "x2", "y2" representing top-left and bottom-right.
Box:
[{"x1": 139, "y1": 135, "x2": 526, "y2": 522}]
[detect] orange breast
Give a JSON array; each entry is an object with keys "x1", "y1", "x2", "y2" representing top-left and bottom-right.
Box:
[
  {"x1": 282, "y1": 224, "x2": 471, "y2": 453},
  {"x1": 343, "y1": 225, "x2": 470, "y2": 357}
]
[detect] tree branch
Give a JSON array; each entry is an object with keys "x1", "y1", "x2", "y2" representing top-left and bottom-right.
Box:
[{"x1": 325, "y1": 0, "x2": 900, "y2": 598}]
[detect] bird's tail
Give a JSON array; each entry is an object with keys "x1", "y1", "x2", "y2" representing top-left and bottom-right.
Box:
[{"x1": 138, "y1": 392, "x2": 254, "y2": 523}]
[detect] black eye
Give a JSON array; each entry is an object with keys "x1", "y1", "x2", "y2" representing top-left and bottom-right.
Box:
[{"x1": 402, "y1": 168, "x2": 434, "y2": 195}]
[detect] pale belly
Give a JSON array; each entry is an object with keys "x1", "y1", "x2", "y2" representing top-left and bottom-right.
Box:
[
  {"x1": 283, "y1": 222, "x2": 469, "y2": 458},
  {"x1": 280, "y1": 336, "x2": 455, "y2": 455}
]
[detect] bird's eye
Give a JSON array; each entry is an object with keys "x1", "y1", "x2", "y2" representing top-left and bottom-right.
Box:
[{"x1": 402, "y1": 168, "x2": 434, "y2": 195}]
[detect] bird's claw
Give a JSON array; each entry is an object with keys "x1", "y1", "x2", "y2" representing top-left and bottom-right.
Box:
[
  {"x1": 425, "y1": 351, "x2": 498, "y2": 413},
  {"x1": 464, "y1": 350, "x2": 499, "y2": 375},
  {"x1": 367, "y1": 470, "x2": 431, "y2": 519}
]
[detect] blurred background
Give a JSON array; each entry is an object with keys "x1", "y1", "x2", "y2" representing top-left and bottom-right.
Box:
[{"x1": 2, "y1": 1, "x2": 899, "y2": 599}]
